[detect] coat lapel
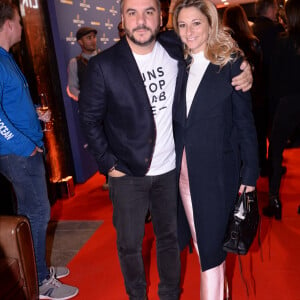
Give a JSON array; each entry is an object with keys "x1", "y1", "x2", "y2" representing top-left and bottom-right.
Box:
[{"x1": 186, "y1": 63, "x2": 230, "y2": 125}]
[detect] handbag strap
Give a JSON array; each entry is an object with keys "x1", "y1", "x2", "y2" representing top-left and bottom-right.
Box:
[
  {"x1": 236, "y1": 188, "x2": 263, "y2": 298},
  {"x1": 238, "y1": 255, "x2": 249, "y2": 297},
  {"x1": 258, "y1": 216, "x2": 263, "y2": 262}
]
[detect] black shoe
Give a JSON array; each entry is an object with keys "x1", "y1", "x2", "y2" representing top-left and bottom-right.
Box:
[{"x1": 263, "y1": 197, "x2": 282, "y2": 220}]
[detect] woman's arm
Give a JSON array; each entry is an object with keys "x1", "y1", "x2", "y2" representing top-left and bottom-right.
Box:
[{"x1": 231, "y1": 58, "x2": 259, "y2": 187}]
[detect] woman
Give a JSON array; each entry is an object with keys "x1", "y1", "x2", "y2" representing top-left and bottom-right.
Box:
[
  {"x1": 172, "y1": 0, "x2": 259, "y2": 299},
  {"x1": 223, "y1": 5, "x2": 267, "y2": 176},
  {"x1": 265, "y1": 0, "x2": 300, "y2": 219}
]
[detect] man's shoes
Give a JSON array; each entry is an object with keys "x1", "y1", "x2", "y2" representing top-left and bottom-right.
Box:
[
  {"x1": 39, "y1": 272, "x2": 78, "y2": 299},
  {"x1": 50, "y1": 266, "x2": 70, "y2": 279},
  {"x1": 263, "y1": 196, "x2": 282, "y2": 220}
]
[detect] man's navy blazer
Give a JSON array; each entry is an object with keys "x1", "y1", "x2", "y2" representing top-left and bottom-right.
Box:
[{"x1": 79, "y1": 31, "x2": 185, "y2": 176}]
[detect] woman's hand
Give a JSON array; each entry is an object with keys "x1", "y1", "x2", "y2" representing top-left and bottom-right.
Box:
[{"x1": 239, "y1": 184, "x2": 255, "y2": 194}]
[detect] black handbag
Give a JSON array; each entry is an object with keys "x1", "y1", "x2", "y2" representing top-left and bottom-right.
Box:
[{"x1": 223, "y1": 189, "x2": 260, "y2": 255}]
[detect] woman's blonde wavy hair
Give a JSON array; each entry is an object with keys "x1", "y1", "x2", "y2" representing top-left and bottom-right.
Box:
[{"x1": 172, "y1": 0, "x2": 242, "y2": 68}]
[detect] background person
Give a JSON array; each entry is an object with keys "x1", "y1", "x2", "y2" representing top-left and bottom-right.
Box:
[
  {"x1": 265, "y1": 0, "x2": 300, "y2": 219},
  {"x1": 67, "y1": 27, "x2": 109, "y2": 190},
  {"x1": 0, "y1": 2, "x2": 78, "y2": 299},
  {"x1": 67, "y1": 26, "x2": 98, "y2": 102},
  {"x1": 252, "y1": 0, "x2": 285, "y2": 176},
  {"x1": 222, "y1": 5, "x2": 266, "y2": 179}
]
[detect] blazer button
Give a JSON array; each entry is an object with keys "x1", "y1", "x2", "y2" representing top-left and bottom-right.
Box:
[
  {"x1": 148, "y1": 139, "x2": 152, "y2": 144},
  {"x1": 145, "y1": 158, "x2": 149, "y2": 163}
]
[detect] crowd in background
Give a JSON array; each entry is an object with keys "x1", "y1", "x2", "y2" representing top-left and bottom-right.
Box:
[{"x1": 222, "y1": 0, "x2": 300, "y2": 221}]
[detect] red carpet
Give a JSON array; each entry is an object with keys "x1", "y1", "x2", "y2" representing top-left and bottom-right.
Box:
[{"x1": 51, "y1": 147, "x2": 300, "y2": 300}]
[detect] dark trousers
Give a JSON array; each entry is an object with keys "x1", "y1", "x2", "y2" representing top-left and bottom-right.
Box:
[
  {"x1": 268, "y1": 94, "x2": 300, "y2": 196},
  {"x1": 253, "y1": 105, "x2": 268, "y2": 170},
  {"x1": 108, "y1": 169, "x2": 181, "y2": 300}
]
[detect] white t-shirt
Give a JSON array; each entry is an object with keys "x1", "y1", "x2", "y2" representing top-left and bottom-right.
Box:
[
  {"x1": 133, "y1": 42, "x2": 177, "y2": 176},
  {"x1": 186, "y1": 51, "x2": 210, "y2": 116}
]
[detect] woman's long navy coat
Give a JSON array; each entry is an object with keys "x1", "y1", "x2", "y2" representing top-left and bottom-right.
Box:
[{"x1": 173, "y1": 57, "x2": 259, "y2": 271}]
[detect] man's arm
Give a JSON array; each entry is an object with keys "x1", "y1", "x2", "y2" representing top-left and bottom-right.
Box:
[
  {"x1": 231, "y1": 60, "x2": 253, "y2": 92},
  {"x1": 79, "y1": 58, "x2": 118, "y2": 174},
  {"x1": 66, "y1": 58, "x2": 79, "y2": 101}
]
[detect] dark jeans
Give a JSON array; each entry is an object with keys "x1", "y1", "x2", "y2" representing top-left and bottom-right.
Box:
[
  {"x1": 0, "y1": 152, "x2": 50, "y2": 284},
  {"x1": 268, "y1": 95, "x2": 300, "y2": 196},
  {"x1": 108, "y1": 169, "x2": 181, "y2": 300}
]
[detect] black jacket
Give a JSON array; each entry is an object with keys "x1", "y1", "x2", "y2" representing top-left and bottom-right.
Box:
[
  {"x1": 174, "y1": 57, "x2": 259, "y2": 271},
  {"x1": 79, "y1": 31, "x2": 185, "y2": 176}
]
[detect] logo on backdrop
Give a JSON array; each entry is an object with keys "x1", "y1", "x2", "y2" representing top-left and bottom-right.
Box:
[
  {"x1": 100, "y1": 33, "x2": 109, "y2": 45},
  {"x1": 73, "y1": 14, "x2": 85, "y2": 27},
  {"x1": 105, "y1": 18, "x2": 114, "y2": 30},
  {"x1": 60, "y1": 0, "x2": 73, "y2": 5},
  {"x1": 109, "y1": 6, "x2": 118, "y2": 16},
  {"x1": 96, "y1": 6, "x2": 105, "y2": 11},
  {"x1": 80, "y1": 0, "x2": 91, "y2": 11},
  {"x1": 66, "y1": 32, "x2": 77, "y2": 45}
]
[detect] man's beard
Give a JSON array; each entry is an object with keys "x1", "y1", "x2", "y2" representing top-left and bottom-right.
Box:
[{"x1": 125, "y1": 25, "x2": 160, "y2": 47}]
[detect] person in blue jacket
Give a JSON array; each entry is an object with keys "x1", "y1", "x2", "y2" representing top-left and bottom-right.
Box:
[{"x1": 0, "y1": 2, "x2": 78, "y2": 299}]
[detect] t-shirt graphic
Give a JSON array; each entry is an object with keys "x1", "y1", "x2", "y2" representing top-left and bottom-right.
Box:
[
  {"x1": 134, "y1": 42, "x2": 178, "y2": 175},
  {"x1": 141, "y1": 65, "x2": 167, "y2": 116}
]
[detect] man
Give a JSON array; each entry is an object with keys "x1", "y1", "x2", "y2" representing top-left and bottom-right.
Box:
[
  {"x1": 252, "y1": 0, "x2": 285, "y2": 73},
  {"x1": 67, "y1": 26, "x2": 109, "y2": 189},
  {"x1": 67, "y1": 26, "x2": 98, "y2": 101},
  {"x1": 252, "y1": 0, "x2": 285, "y2": 218},
  {"x1": 79, "y1": 0, "x2": 252, "y2": 299},
  {"x1": 252, "y1": 0, "x2": 285, "y2": 177},
  {"x1": 0, "y1": 2, "x2": 78, "y2": 299}
]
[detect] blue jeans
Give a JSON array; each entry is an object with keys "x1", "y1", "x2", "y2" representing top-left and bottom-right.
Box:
[
  {"x1": 108, "y1": 169, "x2": 181, "y2": 300},
  {"x1": 0, "y1": 152, "x2": 50, "y2": 284}
]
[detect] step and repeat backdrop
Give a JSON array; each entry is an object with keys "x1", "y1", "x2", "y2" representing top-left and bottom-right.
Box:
[
  {"x1": 47, "y1": 0, "x2": 122, "y2": 183},
  {"x1": 51, "y1": 0, "x2": 121, "y2": 61}
]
